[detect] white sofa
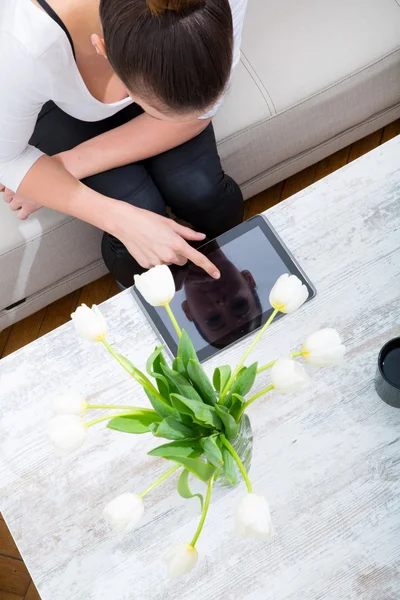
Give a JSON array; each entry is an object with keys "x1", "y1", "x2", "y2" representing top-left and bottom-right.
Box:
[{"x1": 1, "y1": 0, "x2": 400, "y2": 331}]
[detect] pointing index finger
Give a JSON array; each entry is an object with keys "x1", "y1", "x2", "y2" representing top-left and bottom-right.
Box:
[{"x1": 182, "y1": 243, "x2": 220, "y2": 279}]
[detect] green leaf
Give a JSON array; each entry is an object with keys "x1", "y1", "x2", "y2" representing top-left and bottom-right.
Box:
[
  {"x1": 177, "y1": 412, "x2": 200, "y2": 429},
  {"x1": 152, "y1": 373, "x2": 170, "y2": 399},
  {"x1": 236, "y1": 367, "x2": 247, "y2": 380},
  {"x1": 228, "y1": 362, "x2": 258, "y2": 399},
  {"x1": 213, "y1": 366, "x2": 231, "y2": 392},
  {"x1": 170, "y1": 394, "x2": 222, "y2": 429},
  {"x1": 107, "y1": 409, "x2": 162, "y2": 434},
  {"x1": 177, "y1": 469, "x2": 204, "y2": 509},
  {"x1": 230, "y1": 393, "x2": 245, "y2": 421},
  {"x1": 215, "y1": 406, "x2": 238, "y2": 441},
  {"x1": 146, "y1": 346, "x2": 165, "y2": 377},
  {"x1": 153, "y1": 346, "x2": 169, "y2": 375},
  {"x1": 173, "y1": 356, "x2": 186, "y2": 377},
  {"x1": 150, "y1": 416, "x2": 198, "y2": 440},
  {"x1": 165, "y1": 455, "x2": 216, "y2": 482},
  {"x1": 187, "y1": 360, "x2": 217, "y2": 406},
  {"x1": 177, "y1": 330, "x2": 199, "y2": 369},
  {"x1": 221, "y1": 446, "x2": 238, "y2": 486},
  {"x1": 148, "y1": 439, "x2": 202, "y2": 459},
  {"x1": 144, "y1": 388, "x2": 176, "y2": 419},
  {"x1": 161, "y1": 364, "x2": 203, "y2": 403},
  {"x1": 201, "y1": 435, "x2": 224, "y2": 467},
  {"x1": 146, "y1": 346, "x2": 169, "y2": 398},
  {"x1": 116, "y1": 353, "x2": 153, "y2": 389}
]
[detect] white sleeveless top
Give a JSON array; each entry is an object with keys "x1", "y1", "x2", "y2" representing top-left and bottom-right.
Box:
[{"x1": 0, "y1": 0, "x2": 247, "y2": 192}]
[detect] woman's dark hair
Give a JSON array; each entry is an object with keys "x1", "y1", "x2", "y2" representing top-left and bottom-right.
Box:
[{"x1": 99, "y1": 0, "x2": 233, "y2": 114}]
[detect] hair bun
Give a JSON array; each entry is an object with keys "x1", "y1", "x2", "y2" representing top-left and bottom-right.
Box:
[{"x1": 147, "y1": 0, "x2": 205, "y2": 16}]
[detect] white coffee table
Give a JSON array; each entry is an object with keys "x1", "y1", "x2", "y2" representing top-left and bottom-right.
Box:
[{"x1": 1, "y1": 137, "x2": 400, "y2": 600}]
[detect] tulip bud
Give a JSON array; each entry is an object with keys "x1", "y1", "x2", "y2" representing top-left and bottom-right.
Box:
[
  {"x1": 134, "y1": 265, "x2": 175, "y2": 307},
  {"x1": 47, "y1": 415, "x2": 86, "y2": 455},
  {"x1": 164, "y1": 543, "x2": 198, "y2": 579},
  {"x1": 235, "y1": 493, "x2": 273, "y2": 540},
  {"x1": 53, "y1": 393, "x2": 87, "y2": 416},
  {"x1": 303, "y1": 328, "x2": 346, "y2": 366},
  {"x1": 103, "y1": 493, "x2": 144, "y2": 533},
  {"x1": 269, "y1": 274, "x2": 309, "y2": 313},
  {"x1": 271, "y1": 357, "x2": 310, "y2": 393},
  {"x1": 71, "y1": 304, "x2": 108, "y2": 342}
]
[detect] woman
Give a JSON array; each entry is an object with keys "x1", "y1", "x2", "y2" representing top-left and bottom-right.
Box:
[{"x1": 0, "y1": 0, "x2": 247, "y2": 287}]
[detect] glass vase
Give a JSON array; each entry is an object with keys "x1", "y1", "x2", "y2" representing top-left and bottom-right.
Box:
[{"x1": 217, "y1": 414, "x2": 253, "y2": 487}]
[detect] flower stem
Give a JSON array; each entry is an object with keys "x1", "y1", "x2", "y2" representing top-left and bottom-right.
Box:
[
  {"x1": 164, "y1": 303, "x2": 182, "y2": 339},
  {"x1": 256, "y1": 359, "x2": 277, "y2": 374},
  {"x1": 237, "y1": 385, "x2": 274, "y2": 420},
  {"x1": 219, "y1": 308, "x2": 279, "y2": 403},
  {"x1": 101, "y1": 339, "x2": 155, "y2": 393},
  {"x1": 87, "y1": 404, "x2": 138, "y2": 411},
  {"x1": 220, "y1": 435, "x2": 252, "y2": 493},
  {"x1": 257, "y1": 350, "x2": 304, "y2": 374},
  {"x1": 86, "y1": 412, "x2": 136, "y2": 428},
  {"x1": 190, "y1": 475, "x2": 214, "y2": 548},
  {"x1": 140, "y1": 465, "x2": 181, "y2": 498},
  {"x1": 102, "y1": 339, "x2": 131, "y2": 375}
]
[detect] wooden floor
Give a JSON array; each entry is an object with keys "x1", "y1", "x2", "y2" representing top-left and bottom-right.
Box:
[{"x1": 0, "y1": 119, "x2": 399, "y2": 599}]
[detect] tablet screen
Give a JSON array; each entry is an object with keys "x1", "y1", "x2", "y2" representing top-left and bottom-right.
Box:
[{"x1": 134, "y1": 216, "x2": 315, "y2": 362}]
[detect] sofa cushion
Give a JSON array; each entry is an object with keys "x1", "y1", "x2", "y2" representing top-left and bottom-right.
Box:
[
  {"x1": 240, "y1": 0, "x2": 400, "y2": 112},
  {"x1": 213, "y1": 0, "x2": 400, "y2": 184},
  {"x1": 0, "y1": 197, "x2": 103, "y2": 311},
  {"x1": 210, "y1": 60, "x2": 273, "y2": 141}
]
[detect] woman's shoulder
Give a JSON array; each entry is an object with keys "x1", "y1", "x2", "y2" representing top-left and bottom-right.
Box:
[
  {"x1": 229, "y1": 0, "x2": 248, "y2": 21},
  {"x1": 228, "y1": 0, "x2": 248, "y2": 48},
  {"x1": 0, "y1": 0, "x2": 65, "y2": 61}
]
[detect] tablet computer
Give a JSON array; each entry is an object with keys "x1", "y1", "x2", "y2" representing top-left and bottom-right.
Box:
[{"x1": 132, "y1": 215, "x2": 316, "y2": 362}]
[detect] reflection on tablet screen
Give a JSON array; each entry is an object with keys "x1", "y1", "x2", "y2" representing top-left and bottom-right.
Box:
[
  {"x1": 154, "y1": 227, "x2": 288, "y2": 352},
  {"x1": 179, "y1": 247, "x2": 262, "y2": 348}
]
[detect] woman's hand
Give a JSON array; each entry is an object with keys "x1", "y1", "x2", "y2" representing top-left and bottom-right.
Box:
[
  {"x1": 3, "y1": 187, "x2": 43, "y2": 220},
  {"x1": 52, "y1": 154, "x2": 220, "y2": 277},
  {"x1": 112, "y1": 203, "x2": 220, "y2": 279},
  {"x1": 12, "y1": 155, "x2": 220, "y2": 278}
]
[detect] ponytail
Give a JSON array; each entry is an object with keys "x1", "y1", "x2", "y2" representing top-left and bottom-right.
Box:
[
  {"x1": 100, "y1": 0, "x2": 233, "y2": 115},
  {"x1": 146, "y1": 0, "x2": 206, "y2": 15}
]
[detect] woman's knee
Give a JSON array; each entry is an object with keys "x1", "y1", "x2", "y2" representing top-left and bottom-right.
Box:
[
  {"x1": 101, "y1": 232, "x2": 145, "y2": 288},
  {"x1": 84, "y1": 167, "x2": 166, "y2": 215},
  {"x1": 100, "y1": 171, "x2": 167, "y2": 287},
  {"x1": 171, "y1": 171, "x2": 244, "y2": 236}
]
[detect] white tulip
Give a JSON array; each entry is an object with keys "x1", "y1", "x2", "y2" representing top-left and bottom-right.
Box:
[
  {"x1": 271, "y1": 357, "x2": 310, "y2": 393},
  {"x1": 70, "y1": 304, "x2": 108, "y2": 342},
  {"x1": 103, "y1": 493, "x2": 144, "y2": 533},
  {"x1": 47, "y1": 415, "x2": 86, "y2": 455},
  {"x1": 164, "y1": 543, "x2": 199, "y2": 579},
  {"x1": 269, "y1": 274, "x2": 309, "y2": 313},
  {"x1": 134, "y1": 265, "x2": 175, "y2": 306},
  {"x1": 53, "y1": 393, "x2": 88, "y2": 416},
  {"x1": 303, "y1": 328, "x2": 346, "y2": 367},
  {"x1": 235, "y1": 493, "x2": 273, "y2": 540}
]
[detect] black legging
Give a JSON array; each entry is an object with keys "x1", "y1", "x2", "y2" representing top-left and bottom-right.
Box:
[{"x1": 29, "y1": 102, "x2": 244, "y2": 287}]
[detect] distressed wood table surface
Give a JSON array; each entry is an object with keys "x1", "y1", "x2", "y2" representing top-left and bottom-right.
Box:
[{"x1": 1, "y1": 137, "x2": 400, "y2": 600}]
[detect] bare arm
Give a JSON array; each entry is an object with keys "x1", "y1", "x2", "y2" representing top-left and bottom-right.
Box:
[
  {"x1": 3, "y1": 113, "x2": 219, "y2": 277},
  {"x1": 0, "y1": 33, "x2": 219, "y2": 277},
  {"x1": 60, "y1": 113, "x2": 211, "y2": 180},
  {"x1": 16, "y1": 155, "x2": 220, "y2": 278},
  {"x1": 18, "y1": 155, "x2": 117, "y2": 230}
]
